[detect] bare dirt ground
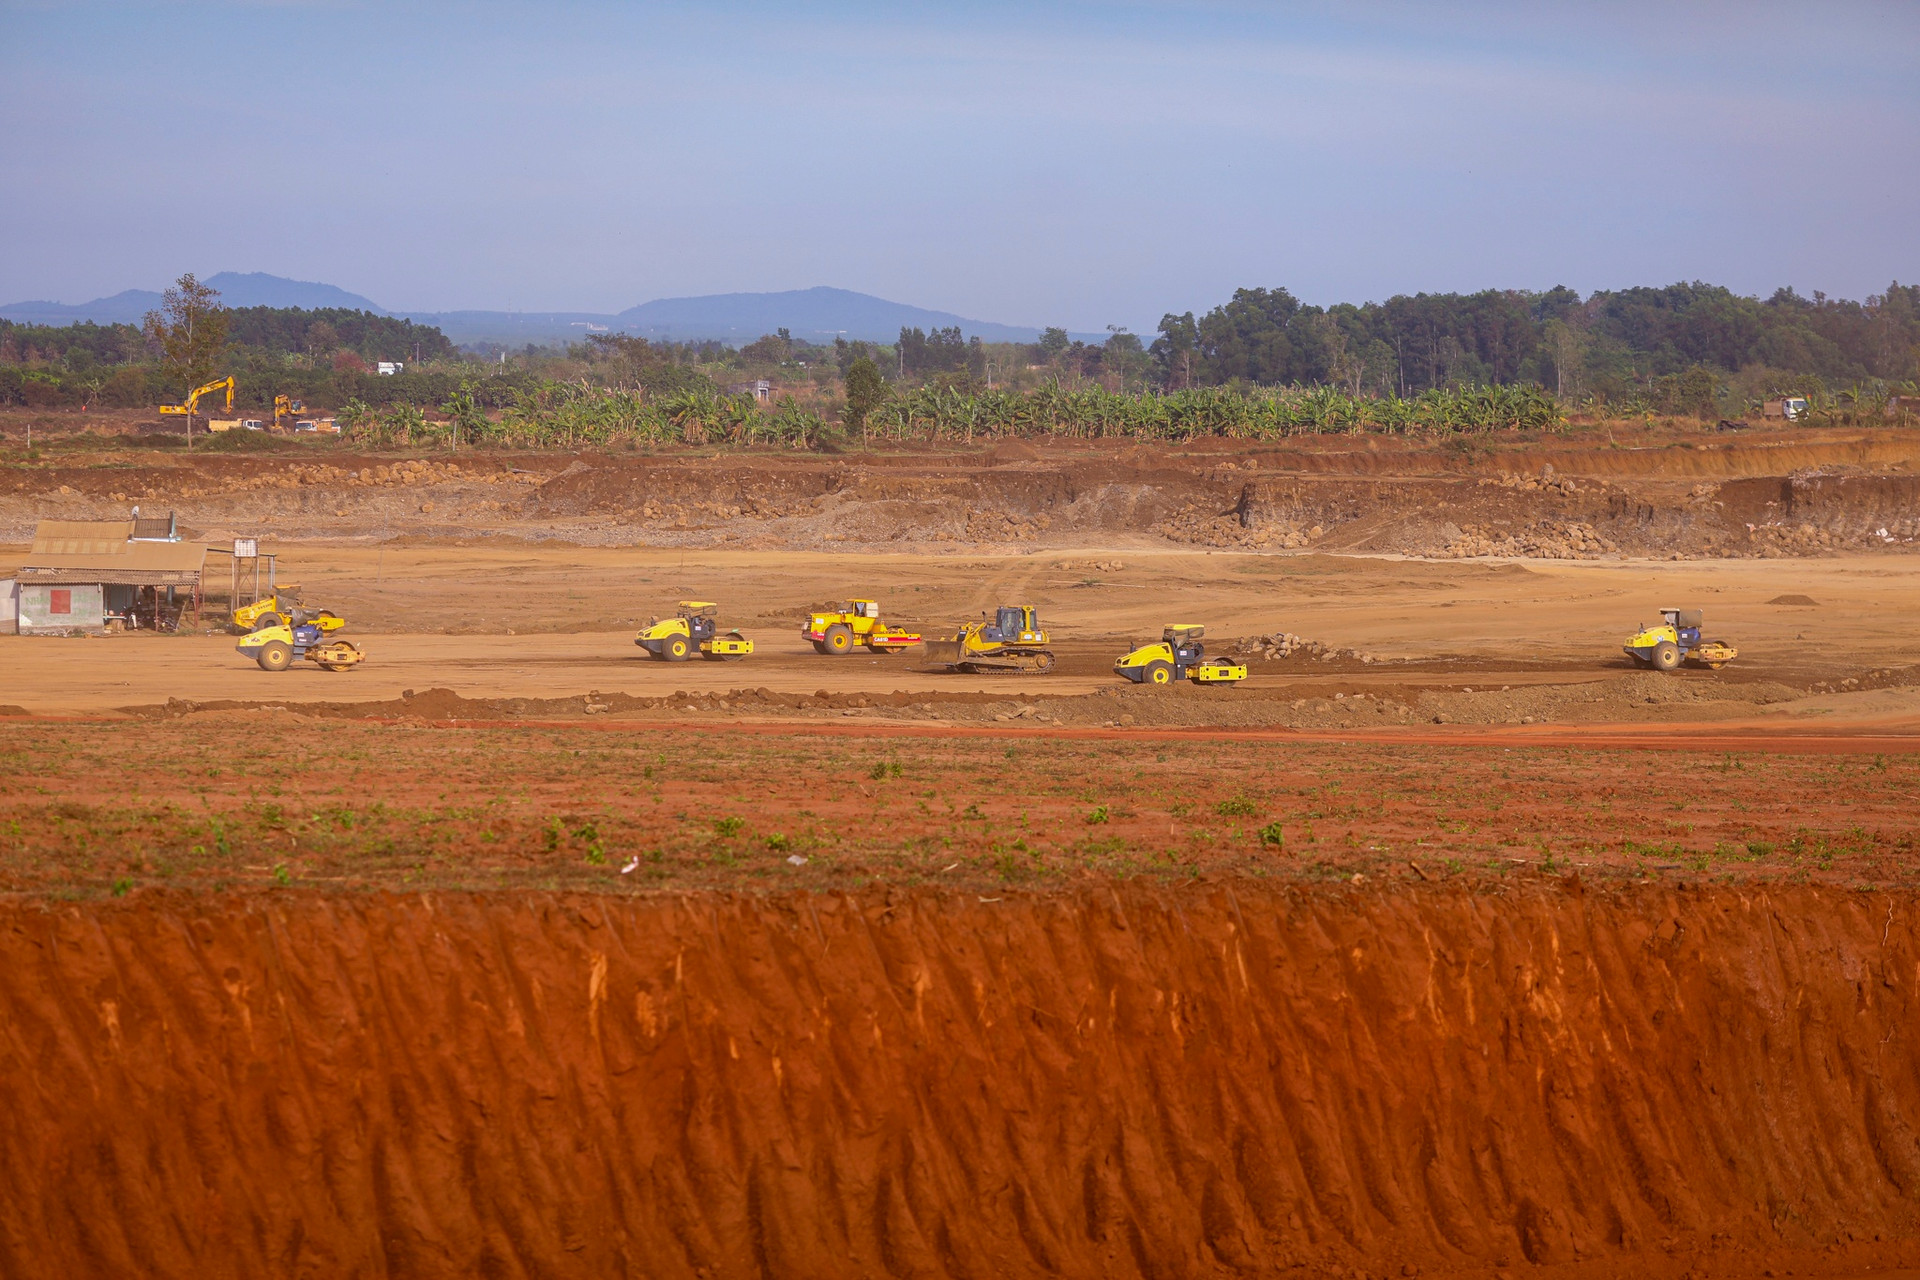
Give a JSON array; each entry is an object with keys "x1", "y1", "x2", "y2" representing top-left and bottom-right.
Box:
[{"x1": 7, "y1": 430, "x2": 1920, "y2": 1277}]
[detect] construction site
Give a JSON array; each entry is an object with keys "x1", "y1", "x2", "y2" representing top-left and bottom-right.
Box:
[{"x1": 5, "y1": 416, "x2": 1920, "y2": 1279}]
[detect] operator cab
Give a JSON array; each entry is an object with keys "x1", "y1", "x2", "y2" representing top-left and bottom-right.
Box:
[
  {"x1": 984, "y1": 605, "x2": 1040, "y2": 642},
  {"x1": 1164, "y1": 624, "x2": 1206, "y2": 670},
  {"x1": 678, "y1": 601, "x2": 719, "y2": 641},
  {"x1": 1660, "y1": 608, "x2": 1703, "y2": 645}
]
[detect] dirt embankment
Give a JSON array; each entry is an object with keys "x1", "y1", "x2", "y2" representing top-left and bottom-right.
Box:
[
  {"x1": 6, "y1": 428, "x2": 1920, "y2": 558},
  {"x1": 5, "y1": 883, "x2": 1917, "y2": 1278}
]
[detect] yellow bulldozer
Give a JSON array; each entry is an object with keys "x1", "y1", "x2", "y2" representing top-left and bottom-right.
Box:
[
  {"x1": 924, "y1": 604, "x2": 1056, "y2": 674},
  {"x1": 635, "y1": 601, "x2": 754, "y2": 661},
  {"x1": 802, "y1": 599, "x2": 922, "y2": 655}
]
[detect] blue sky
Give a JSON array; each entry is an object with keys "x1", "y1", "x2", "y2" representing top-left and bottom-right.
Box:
[{"x1": 2, "y1": 1, "x2": 1915, "y2": 331}]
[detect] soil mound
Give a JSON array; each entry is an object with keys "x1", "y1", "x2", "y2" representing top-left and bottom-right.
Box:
[
  {"x1": 5, "y1": 882, "x2": 1917, "y2": 1277},
  {"x1": 1770, "y1": 593, "x2": 1821, "y2": 606}
]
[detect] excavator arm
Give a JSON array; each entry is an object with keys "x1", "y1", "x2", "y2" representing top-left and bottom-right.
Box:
[{"x1": 159, "y1": 375, "x2": 235, "y2": 416}]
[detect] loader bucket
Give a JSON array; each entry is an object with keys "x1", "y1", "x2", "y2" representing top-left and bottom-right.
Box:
[{"x1": 922, "y1": 639, "x2": 963, "y2": 668}]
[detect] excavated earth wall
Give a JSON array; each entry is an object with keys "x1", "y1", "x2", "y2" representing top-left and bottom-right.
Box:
[
  {"x1": 6, "y1": 432, "x2": 1920, "y2": 556},
  {"x1": 5, "y1": 883, "x2": 1918, "y2": 1278}
]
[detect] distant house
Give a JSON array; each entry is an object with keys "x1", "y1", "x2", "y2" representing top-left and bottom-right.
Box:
[
  {"x1": 14, "y1": 516, "x2": 209, "y2": 632},
  {"x1": 727, "y1": 379, "x2": 773, "y2": 403}
]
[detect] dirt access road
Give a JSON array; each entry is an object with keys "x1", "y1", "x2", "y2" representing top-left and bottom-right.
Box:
[{"x1": 4, "y1": 546, "x2": 1915, "y2": 727}]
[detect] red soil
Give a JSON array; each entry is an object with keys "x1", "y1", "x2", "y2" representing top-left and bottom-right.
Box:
[{"x1": 4, "y1": 883, "x2": 1917, "y2": 1278}]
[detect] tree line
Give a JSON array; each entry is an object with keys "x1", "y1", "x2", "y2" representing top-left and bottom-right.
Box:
[
  {"x1": 1149, "y1": 281, "x2": 1920, "y2": 404},
  {"x1": 4, "y1": 272, "x2": 1916, "y2": 430}
]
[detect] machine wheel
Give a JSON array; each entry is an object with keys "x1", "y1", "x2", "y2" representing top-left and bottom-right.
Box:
[
  {"x1": 1652, "y1": 641, "x2": 1680, "y2": 672},
  {"x1": 824, "y1": 624, "x2": 854, "y2": 655},
  {"x1": 1146, "y1": 660, "x2": 1174, "y2": 686},
  {"x1": 666, "y1": 635, "x2": 691, "y2": 661},
  {"x1": 257, "y1": 641, "x2": 293, "y2": 672},
  {"x1": 812, "y1": 640, "x2": 828, "y2": 654},
  {"x1": 254, "y1": 612, "x2": 283, "y2": 631}
]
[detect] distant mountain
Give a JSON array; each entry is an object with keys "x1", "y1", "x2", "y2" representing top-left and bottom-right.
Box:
[
  {"x1": 614, "y1": 286, "x2": 1049, "y2": 344},
  {"x1": 1, "y1": 289, "x2": 165, "y2": 326},
  {"x1": 200, "y1": 272, "x2": 385, "y2": 312},
  {"x1": 0, "y1": 273, "x2": 386, "y2": 325},
  {"x1": 405, "y1": 288, "x2": 1066, "y2": 346},
  {"x1": 5, "y1": 277, "x2": 1088, "y2": 347}
]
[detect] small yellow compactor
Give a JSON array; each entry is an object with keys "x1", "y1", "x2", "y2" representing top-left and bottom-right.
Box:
[
  {"x1": 1622, "y1": 608, "x2": 1737, "y2": 672},
  {"x1": 1114, "y1": 625, "x2": 1247, "y2": 686},
  {"x1": 636, "y1": 602, "x2": 753, "y2": 662},
  {"x1": 235, "y1": 609, "x2": 365, "y2": 672}
]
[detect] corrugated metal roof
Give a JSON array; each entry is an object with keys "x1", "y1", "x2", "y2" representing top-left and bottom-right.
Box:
[
  {"x1": 31, "y1": 520, "x2": 136, "y2": 556},
  {"x1": 20, "y1": 540, "x2": 207, "y2": 575},
  {"x1": 16, "y1": 568, "x2": 202, "y2": 587}
]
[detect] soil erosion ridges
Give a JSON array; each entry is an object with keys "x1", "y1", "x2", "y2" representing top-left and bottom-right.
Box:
[{"x1": 4, "y1": 883, "x2": 1917, "y2": 1277}]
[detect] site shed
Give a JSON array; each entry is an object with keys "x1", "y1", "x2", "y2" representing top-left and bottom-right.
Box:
[
  {"x1": 16, "y1": 518, "x2": 209, "y2": 632},
  {"x1": 0, "y1": 579, "x2": 16, "y2": 634}
]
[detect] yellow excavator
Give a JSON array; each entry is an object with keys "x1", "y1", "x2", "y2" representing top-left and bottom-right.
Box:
[
  {"x1": 159, "y1": 375, "x2": 235, "y2": 424},
  {"x1": 273, "y1": 394, "x2": 307, "y2": 431}
]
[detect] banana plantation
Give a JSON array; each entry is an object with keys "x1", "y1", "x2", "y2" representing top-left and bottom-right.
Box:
[{"x1": 336, "y1": 379, "x2": 1569, "y2": 450}]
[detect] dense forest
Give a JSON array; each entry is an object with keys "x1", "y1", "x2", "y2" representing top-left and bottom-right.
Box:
[
  {"x1": 2, "y1": 279, "x2": 1915, "y2": 435},
  {"x1": 1149, "y1": 281, "x2": 1920, "y2": 403}
]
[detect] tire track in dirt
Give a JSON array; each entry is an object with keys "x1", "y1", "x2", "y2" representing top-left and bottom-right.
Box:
[{"x1": 4, "y1": 883, "x2": 1919, "y2": 1277}]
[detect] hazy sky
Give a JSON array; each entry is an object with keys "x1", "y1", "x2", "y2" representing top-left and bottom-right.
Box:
[{"x1": 3, "y1": 1, "x2": 1915, "y2": 331}]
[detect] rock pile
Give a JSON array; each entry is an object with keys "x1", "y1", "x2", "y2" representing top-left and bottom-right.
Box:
[
  {"x1": 1481, "y1": 464, "x2": 1586, "y2": 495},
  {"x1": 1441, "y1": 521, "x2": 1620, "y2": 559},
  {"x1": 1234, "y1": 632, "x2": 1380, "y2": 663},
  {"x1": 1748, "y1": 519, "x2": 1919, "y2": 553}
]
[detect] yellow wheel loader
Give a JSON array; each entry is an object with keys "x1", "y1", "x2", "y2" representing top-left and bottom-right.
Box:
[
  {"x1": 923, "y1": 604, "x2": 1055, "y2": 674},
  {"x1": 235, "y1": 610, "x2": 365, "y2": 672},
  {"x1": 1114, "y1": 625, "x2": 1248, "y2": 686},
  {"x1": 801, "y1": 599, "x2": 922, "y2": 655},
  {"x1": 636, "y1": 601, "x2": 754, "y2": 662},
  {"x1": 1622, "y1": 608, "x2": 1737, "y2": 671},
  {"x1": 232, "y1": 587, "x2": 345, "y2": 636}
]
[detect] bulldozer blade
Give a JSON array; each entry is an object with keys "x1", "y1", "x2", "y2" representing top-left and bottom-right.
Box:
[{"x1": 921, "y1": 640, "x2": 963, "y2": 668}]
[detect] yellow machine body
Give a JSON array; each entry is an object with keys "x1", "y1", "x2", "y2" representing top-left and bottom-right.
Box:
[
  {"x1": 803, "y1": 599, "x2": 921, "y2": 654},
  {"x1": 232, "y1": 589, "x2": 344, "y2": 635},
  {"x1": 923, "y1": 604, "x2": 1054, "y2": 673},
  {"x1": 159, "y1": 376, "x2": 235, "y2": 418},
  {"x1": 1114, "y1": 624, "x2": 1245, "y2": 685},
  {"x1": 1622, "y1": 608, "x2": 1737, "y2": 672},
  {"x1": 235, "y1": 619, "x2": 364, "y2": 672},
  {"x1": 636, "y1": 601, "x2": 753, "y2": 661}
]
